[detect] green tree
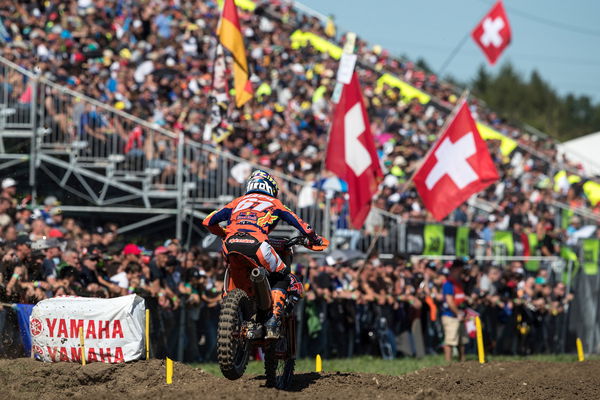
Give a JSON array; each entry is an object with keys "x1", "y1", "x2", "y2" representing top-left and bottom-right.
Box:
[{"x1": 470, "y1": 62, "x2": 600, "y2": 140}]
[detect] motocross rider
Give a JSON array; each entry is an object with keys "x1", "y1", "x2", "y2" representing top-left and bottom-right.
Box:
[{"x1": 202, "y1": 170, "x2": 325, "y2": 339}]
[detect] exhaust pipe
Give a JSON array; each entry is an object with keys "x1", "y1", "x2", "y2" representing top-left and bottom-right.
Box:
[{"x1": 250, "y1": 268, "x2": 273, "y2": 311}]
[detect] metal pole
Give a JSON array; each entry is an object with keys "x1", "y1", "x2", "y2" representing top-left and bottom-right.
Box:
[
  {"x1": 565, "y1": 259, "x2": 574, "y2": 301},
  {"x1": 175, "y1": 131, "x2": 185, "y2": 240},
  {"x1": 592, "y1": 255, "x2": 600, "y2": 353},
  {"x1": 323, "y1": 194, "x2": 331, "y2": 245},
  {"x1": 185, "y1": 207, "x2": 194, "y2": 250},
  {"x1": 562, "y1": 259, "x2": 573, "y2": 353},
  {"x1": 399, "y1": 221, "x2": 406, "y2": 254},
  {"x1": 177, "y1": 305, "x2": 186, "y2": 361},
  {"x1": 29, "y1": 75, "x2": 38, "y2": 206},
  {"x1": 437, "y1": 31, "x2": 471, "y2": 76}
]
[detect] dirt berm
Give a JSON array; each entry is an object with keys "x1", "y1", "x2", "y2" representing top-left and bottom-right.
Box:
[{"x1": 1, "y1": 358, "x2": 599, "y2": 400}]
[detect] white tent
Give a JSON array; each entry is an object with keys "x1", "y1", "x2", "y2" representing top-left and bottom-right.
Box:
[{"x1": 558, "y1": 131, "x2": 600, "y2": 176}]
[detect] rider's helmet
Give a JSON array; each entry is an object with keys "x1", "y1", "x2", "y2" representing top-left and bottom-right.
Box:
[{"x1": 245, "y1": 169, "x2": 279, "y2": 198}]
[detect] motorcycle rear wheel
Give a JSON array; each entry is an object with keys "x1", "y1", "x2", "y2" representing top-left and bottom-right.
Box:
[
  {"x1": 264, "y1": 337, "x2": 295, "y2": 389},
  {"x1": 217, "y1": 288, "x2": 251, "y2": 380}
]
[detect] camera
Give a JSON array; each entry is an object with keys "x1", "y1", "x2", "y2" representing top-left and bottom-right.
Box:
[{"x1": 166, "y1": 255, "x2": 178, "y2": 267}]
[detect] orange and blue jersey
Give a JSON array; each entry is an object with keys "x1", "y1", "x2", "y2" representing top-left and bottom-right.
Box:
[
  {"x1": 202, "y1": 193, "x2": 317, "y2": 242},
  {"x1": 442, "y1": 277, "x2": 466, "y2": 318}
]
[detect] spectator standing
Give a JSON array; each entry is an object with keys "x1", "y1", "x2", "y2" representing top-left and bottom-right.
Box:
[
  {"x1": 441, "y1": 260, "x2": 468, "y2": 362},
  {"x1": 1, "y1": 178, "x2": 17, "y2": 206}
]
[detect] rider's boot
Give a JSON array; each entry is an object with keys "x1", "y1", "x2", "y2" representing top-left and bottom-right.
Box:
[{"x1": 265, "y1": 289, "x2": 286, "y2": 339}]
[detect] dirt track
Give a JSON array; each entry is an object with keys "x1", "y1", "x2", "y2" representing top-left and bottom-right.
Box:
[{"x1": 1, "y1": 358, "x2": 600, "y2": 400}]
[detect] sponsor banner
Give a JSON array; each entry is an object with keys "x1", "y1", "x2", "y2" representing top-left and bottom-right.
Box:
[
  {"x1": 493, "y1": 230, "x2": 514, "y2": 256},
  {"x1": 561, "y1": 246, "x2": 580, "y2": 284},
  {"x1": 290, "y1": 30, "x2": 343, "y2": 60},
  {"x1": 476, "y1": 123, "x2": 518, "y2": 156},
  {"x1": 525, "y1": 233, "x2": 540, "y2": 272},
  {"x1": 376, "y1": 73, "x2": 431, "y2": 104},
  {"x1": 423, "y1": 224, "x2": 444, "y2": 256},
  {"x1": 217, "y1": 0, "x2": 256, "y2": 11},
  {"x1": 582, "y1": 239, "x2": 599, "y2": 275},
  {"x1": 30, "y1": 295, "x2": 145, "y2": 363},
  {"x1": 455, "y1": 227, "x2": 470, "y2": 258}
]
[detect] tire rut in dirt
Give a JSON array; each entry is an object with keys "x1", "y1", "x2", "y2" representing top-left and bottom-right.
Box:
[{"x1": 217, "y1": 288, "x2": 251, "y2": 380}]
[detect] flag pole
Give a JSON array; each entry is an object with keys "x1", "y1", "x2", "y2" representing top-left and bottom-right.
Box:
[
  {"x1": 437, "y1": 31, "x2": 471, "y2": 76},
  {"x1": 438, "y1": 0, "x2": 500, "y2": 76},
  {"x1": 320, "y1": 33, "x2": 357, "y2": 243},
  {"x1": 401, "y1": 89, "x2": 470, "y2": 191}
]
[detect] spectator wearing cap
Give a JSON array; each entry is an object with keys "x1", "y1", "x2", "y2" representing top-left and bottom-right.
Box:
[
  {"x1": 121, "y1": 243, "x2": 142, "y2": 267},
  {"x1": 41, "y1": 196, "x2": 59, "y2": 225},
  {"x1": 14, "y1": 234, "x2": 32, "y2": 262},
  {"x1": 48, "y1": 228, "x2": 64, "y2": 239},
  {"x1": 47, "y1": 207, "x2": 63, "y2": 228},
  {"x1": 441, "y1": 259, "x2": 468, "y2": 362},
  {"x1": 146, "y1": 246, "x2": 169, "y2": 295},
  {"x1": 1, "y1": 178, "x2": 17, "y2": 205},
  {"x1": 41, "y1": 238, "x2": 62, "y2": 286}
]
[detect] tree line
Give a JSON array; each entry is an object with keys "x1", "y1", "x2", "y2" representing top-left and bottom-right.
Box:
[{"x1": 470, "y1": 63, "x2": 600, "y2": 141}]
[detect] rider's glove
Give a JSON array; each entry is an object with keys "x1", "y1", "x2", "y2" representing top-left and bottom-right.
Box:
[{"x1": 310, "y1": 235, "x2": 323, "y2": 246}]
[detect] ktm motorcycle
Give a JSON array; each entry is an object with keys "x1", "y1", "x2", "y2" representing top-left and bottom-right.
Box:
[{"x1": 217, "y1": 235, "x2": 328, "y2": 389}]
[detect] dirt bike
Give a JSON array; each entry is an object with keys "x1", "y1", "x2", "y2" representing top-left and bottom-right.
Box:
[{"x1": 217, "y1": 235, "x2": 328, "y2": 389}]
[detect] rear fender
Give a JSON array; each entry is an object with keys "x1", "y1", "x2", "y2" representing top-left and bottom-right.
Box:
[{"x1": 225, "y1": 252, "x2": 259, "y2": 296}]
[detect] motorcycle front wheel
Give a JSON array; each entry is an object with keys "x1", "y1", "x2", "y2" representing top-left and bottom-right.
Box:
[
  {"x1": 264, "y1": 336, "x2": 295, "y2": 389},
  {"x1": 217, "y1": 288, "x2": 251, "y2": 380}
]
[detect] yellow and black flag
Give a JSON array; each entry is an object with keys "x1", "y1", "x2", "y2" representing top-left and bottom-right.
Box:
[{"x1": 217, "y1": 0, "x2": 253, "y2": 107}]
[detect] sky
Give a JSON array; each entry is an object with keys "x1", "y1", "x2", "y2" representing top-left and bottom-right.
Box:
[{"x1": 297, "y1": 0, "x2": 600, "y2": 101}]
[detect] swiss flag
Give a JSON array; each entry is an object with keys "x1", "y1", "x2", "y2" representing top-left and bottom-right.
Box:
[
  {"x1": 413, "y1": 101, "x2": 499, "y2": 221},
  {"x1": 326, "y1": 73, "x2": 383, "y2": 228},
  {"x1": 471, "y1": 0, "x2": 511, "y2": 65}
]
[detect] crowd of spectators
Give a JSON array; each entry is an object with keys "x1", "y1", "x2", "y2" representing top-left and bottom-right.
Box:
[
  {"x1": 0, "y1": 0, "x2": 598, "y2": 234},
  {"x1": 0, "y1": 182, "x2": 576, "y2": 360}
]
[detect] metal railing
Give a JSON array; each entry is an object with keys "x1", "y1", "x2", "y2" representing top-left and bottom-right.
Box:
[{"x1": 0, "y1": 59, "x2": 35, "y2": 130}]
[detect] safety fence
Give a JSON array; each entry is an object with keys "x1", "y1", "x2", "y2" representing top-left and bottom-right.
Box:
[{"x1": 0, "y1": 254, "x2": 583, "y2": 362}]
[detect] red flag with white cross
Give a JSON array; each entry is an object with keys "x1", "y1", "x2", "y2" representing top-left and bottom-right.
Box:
[
  {"x1": 471, "y1": 0, "x2": 511, "y2": 65},
  {"x1": 413, "y1": 101, "x2": 499, "y2": 221},
  {"x1": 326, "y1": 72, "x2": 383, "y2": 228}
]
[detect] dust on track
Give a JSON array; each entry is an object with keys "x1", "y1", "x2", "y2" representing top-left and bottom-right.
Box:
[{"x1": 1, "y1": 358, "x2": 599, "y2": 400}]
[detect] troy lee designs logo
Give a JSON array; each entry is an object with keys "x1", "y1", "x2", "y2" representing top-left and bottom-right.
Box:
[{"x1": 229, "y1": 238, "x2": 256, "y2": 244}]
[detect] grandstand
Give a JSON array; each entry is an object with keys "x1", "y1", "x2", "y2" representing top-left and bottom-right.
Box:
[{"x1": 0, "y1": 0, "x2": 597, "y2": 251}]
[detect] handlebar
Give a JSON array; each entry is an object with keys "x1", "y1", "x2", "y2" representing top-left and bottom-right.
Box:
[{"x1": 270, "y1": 236, "x2": 330, "y2": 251}]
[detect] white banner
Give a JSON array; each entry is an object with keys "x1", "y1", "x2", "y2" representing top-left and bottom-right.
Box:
[{"x1": 30, "y1": 295, "x2": 145, "y2": 363}]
